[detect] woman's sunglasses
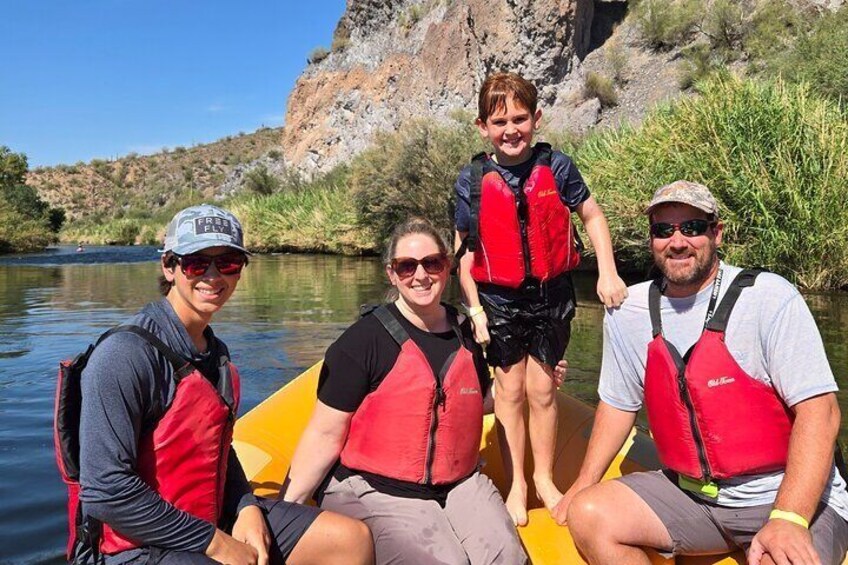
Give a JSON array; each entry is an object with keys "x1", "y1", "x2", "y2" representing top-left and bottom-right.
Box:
[
  {"x1": 176, "y1": 252, "x2": 247, "y2": 277},
  {"x1": 390, "y1": 253, "x2": 447, "y2": 279},
  {"x1": 649, "y1": 219, "x2": 715, "y2": 239}
]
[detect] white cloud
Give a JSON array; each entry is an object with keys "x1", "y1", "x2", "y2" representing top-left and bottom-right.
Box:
[{"x1": 206, "y1": 103, "x2": 226, "y2": 113}]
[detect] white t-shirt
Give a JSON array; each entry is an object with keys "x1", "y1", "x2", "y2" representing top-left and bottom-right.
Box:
[{"x1": 598, "y1": 262, "x2": 848, "y2": 518}]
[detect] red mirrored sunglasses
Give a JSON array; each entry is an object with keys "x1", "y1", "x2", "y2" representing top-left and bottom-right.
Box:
[
  {"x1": 390, "y1": 253, "x2": 447, "y2": 279},
  {"x1": 176, "y1": 252, "x2": 247, "y2": 277}
]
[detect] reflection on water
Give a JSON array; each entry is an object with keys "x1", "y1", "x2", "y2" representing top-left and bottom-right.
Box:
[{"x1": 0, "y1": 247, "x2": 846, "y2": 563}]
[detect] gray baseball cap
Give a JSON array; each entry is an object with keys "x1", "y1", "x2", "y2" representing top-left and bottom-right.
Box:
[
  {"x1": 160, "y1": 204, "x2": 251, "y2": 255},
  {"x1": 644, "y1": 180, "x2": 720, "y2": 217}
]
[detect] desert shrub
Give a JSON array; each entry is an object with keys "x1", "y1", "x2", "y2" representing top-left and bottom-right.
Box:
[
  {"x1": 700, "y1": 0, "x2": 748, "y2": 52},
  {"x1": 678, "y1": 43, "x2": 726, "y2": 89},
  {"x1": 766, "y1": 6, "x2": 848, "y2": 104},
  {"x1": 245, "y1": 165, "x2": 281, "y2": 195},
  {"x1": 632, "y1": 0, "x2": 699, "y2": 49},
  {"x1": 308, "y1": 47, "x2": 330, "y2": 65},
  {"x1": 604, "y1": 37, "x2": 629, "y2": 84},
  {"x1": 575, "y1": 76, "x2": 848, "y2": 289},
  {"x1": 349, "y1": 118, "x2": 487, "y2": 247},
  {"x1": 583, "y1": 72, "x2": 618, "y2": 107}
]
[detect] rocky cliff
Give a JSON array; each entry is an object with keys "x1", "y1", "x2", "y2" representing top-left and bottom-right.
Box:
[{"x1": 284, "y1": 0, "x2": 607, "y2": 174}]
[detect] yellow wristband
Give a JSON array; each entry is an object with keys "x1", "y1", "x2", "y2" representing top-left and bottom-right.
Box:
[
  {"x1": 468, "y1": 305, "x2": 485, "y2": 318},
  {"x1": 769, "y1": 509, "x2": 809, "y2": 529}
]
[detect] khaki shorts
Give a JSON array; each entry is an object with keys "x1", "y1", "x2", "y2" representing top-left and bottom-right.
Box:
[
  {"x1": 618, "y1": 470, "x2": 848, "y2": 564},
  {"x1": 321, "y1": 471, "x2": 526, "y2": 565}
]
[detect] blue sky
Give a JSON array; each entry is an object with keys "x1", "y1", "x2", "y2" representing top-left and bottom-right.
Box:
[{"x1": 1, "y1": 0, "x2": 346, "y2": 167}]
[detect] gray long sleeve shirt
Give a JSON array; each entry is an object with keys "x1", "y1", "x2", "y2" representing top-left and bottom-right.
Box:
[{"x1": 78, "y1": 299, "x2": 256, "y2": 562}]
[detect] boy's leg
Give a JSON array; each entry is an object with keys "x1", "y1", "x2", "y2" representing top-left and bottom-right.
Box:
[
  {"x1": 444, "y1": 471, "x2": 528, "y2": 564},
  {"x1": 321, "y1": 475, "x2": 467, "y2": 565},
  {"x1": 525, "y1": 275, "x2": 575, "y2": 513},
  {"x1": 253, "y1": 497, "x2": 373, "y2": 565},
  {"x1": 481, "y1": 292, "x2": 533, "y2": 527},
  {"x1": 525, "y1": 356, "x2": 562, "y2": 511},
  {"x1": 494, "y1": 361, "x2": 530, "y2": 526}
]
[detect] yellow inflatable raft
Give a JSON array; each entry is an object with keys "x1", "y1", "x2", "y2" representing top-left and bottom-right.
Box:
[{"x1": 233, "y1": 361, "x2": 747, "y2": 564}]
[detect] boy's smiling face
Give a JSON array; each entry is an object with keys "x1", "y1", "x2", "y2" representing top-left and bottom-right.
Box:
[{"x1": 476, "y1": 95, "x2": 541, "y2": 166}]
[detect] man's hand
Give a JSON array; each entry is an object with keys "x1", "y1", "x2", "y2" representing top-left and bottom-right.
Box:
[
  {"x1": 748, "y1": 518, "x2": 821, "y2": 565},
  {"x1": 596, "y1": 273, "x2": 628, "y2": 308},
  {"x1": 551, "y1": 476, "x2": 593, "y2": 526},
  {"x1": 470, "y1": 309, "x2": 490, "y2": 346},
  {"x1": 231, "y1": 505, "x2": 271, "y2": 565},
  {"x1": 205, "y1": 528, "x2": 260, "y2": 565}
]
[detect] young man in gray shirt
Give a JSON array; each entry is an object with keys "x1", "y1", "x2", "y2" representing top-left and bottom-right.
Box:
[
  {"x1": 71, "y1": 205, "x2": 373, "y2": 564},
  {"x1": 552, "y1": 181, "x2": 848, "y2": 564}
]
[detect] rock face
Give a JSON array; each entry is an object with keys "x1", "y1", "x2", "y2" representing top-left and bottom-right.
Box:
[{"x1": 283, "y1": 0, "x2": 597, "y2": 175}]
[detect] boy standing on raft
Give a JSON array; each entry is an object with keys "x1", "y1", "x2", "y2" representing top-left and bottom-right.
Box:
[
  {"x1": 454, "y1": 72, "x2": 627, "y2": 525},
  {"x1": 58, "y1": 205, "x2": 373, "y2": 564}
]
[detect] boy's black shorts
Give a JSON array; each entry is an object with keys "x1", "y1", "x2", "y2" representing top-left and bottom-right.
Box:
[{"x1": 478, "y1": 272, "x2": 576, "y2": 369}]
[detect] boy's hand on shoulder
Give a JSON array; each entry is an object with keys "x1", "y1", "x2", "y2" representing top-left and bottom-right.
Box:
[{"x1": 596, "y1": 273, "x2": 628, "y2": 308}]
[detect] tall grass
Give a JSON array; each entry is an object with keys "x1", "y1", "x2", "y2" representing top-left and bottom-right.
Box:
[
  {"x1": 576, "y1": 75, "x2": 848, "y2": 289},
  {"x1": 231, "y1": 167, "x2": 369, "y2": 254}
]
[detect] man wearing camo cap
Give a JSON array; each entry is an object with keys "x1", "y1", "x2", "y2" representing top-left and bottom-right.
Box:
[
  {"x1": 554, "y1": 181, "x2": 848, "y2": 564},
  {"x1": 72, "y1": 204, "x2": 374, "y2": 564}
]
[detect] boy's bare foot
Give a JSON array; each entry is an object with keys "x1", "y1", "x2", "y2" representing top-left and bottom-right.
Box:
[
  {"x1": 505, "y1": 483, "x2": 528, "y2": 527},
  {"x1": 534, "y1": 476, "x2": 564, "y2": 513}
]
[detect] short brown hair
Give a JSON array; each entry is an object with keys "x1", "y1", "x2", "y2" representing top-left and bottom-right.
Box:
[
  {"x1": 158, "y1": 253, "x2": 178, "y2": 296},
  {"x1": 477, "y1": 72, "x2": 538, "y2": 122}
]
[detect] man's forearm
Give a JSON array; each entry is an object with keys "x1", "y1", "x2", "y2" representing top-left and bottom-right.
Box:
[
  {"x1": 773, "y1": 393, "x2": 841, "y2": 521},
  {"x1": 577, "y1": 401, "x2": 638, "y2": 484}
]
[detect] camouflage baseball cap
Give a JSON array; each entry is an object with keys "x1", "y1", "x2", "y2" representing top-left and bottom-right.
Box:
[
  {"x1": 644, "y1": 180, "x2": 719, "y2": 217},
  {"x1": 160, "y1": 204, "x2": 250, "y2": 255}
]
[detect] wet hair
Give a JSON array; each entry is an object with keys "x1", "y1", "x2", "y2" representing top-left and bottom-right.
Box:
[
  {"x1": 158, "y1": 253, "x2": 178, "y2": 296},
  {"x1": 477, "y1": 72, "x2": 538, "y2": 123},
  {"x1": 383, "y1": 218, "x2": 451, "y2": 302}
]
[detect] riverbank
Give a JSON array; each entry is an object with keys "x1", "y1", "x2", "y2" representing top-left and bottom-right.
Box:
[{"x1": 57, "y1": 76, "x2": 848, "y2": 289}]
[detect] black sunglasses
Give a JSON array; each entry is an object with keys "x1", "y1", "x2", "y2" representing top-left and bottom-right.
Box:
[
  {"x1": 650, "y1": 219, "x2": 715, "y2": 239},
  {"x1": 176, "y1": 252, "x2": 247, "y2": 277},
  {"x1": 390, "y1": 254, "x2": 447, "y2": 279}
]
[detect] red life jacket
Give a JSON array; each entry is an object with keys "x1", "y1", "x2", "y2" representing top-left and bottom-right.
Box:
[
  {"x1": 643, "y1": 270, "x2": 793, "y2": 481},
  {"x1": 54, "y1": 325, "x2": 240, "y2": 559},
  {"x1": 341, "y1": 306, "x2": 483, "y2": 484},
  {"x1": 464, "y1": 144, "x2": 580, "y2": 288}
]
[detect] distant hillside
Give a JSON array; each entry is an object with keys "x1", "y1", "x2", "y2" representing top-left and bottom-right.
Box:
[{"x1": 27, "y1": 127, "x2": 283, "y2": 222}]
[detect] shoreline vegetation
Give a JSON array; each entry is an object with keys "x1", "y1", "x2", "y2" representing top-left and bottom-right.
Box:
[
  {"x1": 6, "y1": 3, "x2": 848, "y2": 290},
  {"x1": 61, "y1": 74, "x2": 848, "y2": 290}
]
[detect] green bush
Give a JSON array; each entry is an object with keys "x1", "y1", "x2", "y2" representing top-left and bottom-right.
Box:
[
  {"x1": 766, "y1": 7, "x2": 848, "y2": 104},
  {"x1": 632, "y1": 0, "x2": 698, "y2": 50},
  {"x1": 244, "y1": 165, "x2": 280, "y2": 195},
  {"x1": 575, "y1": 76, "x2": 848, "y2": 289},
  {"x1": 678, "y1": 44, "x2": 725, "y2": 89},
  {"x1": 349, "y1": 118, "x2": 487, "y2": 247},
  {"x1": 583, "y1": 72, "x2": 619, "y2": 107}
]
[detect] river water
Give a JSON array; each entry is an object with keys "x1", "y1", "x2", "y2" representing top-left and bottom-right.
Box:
[{"x1": 0, "y1": 247, "x2": 846, "y2": 563}]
